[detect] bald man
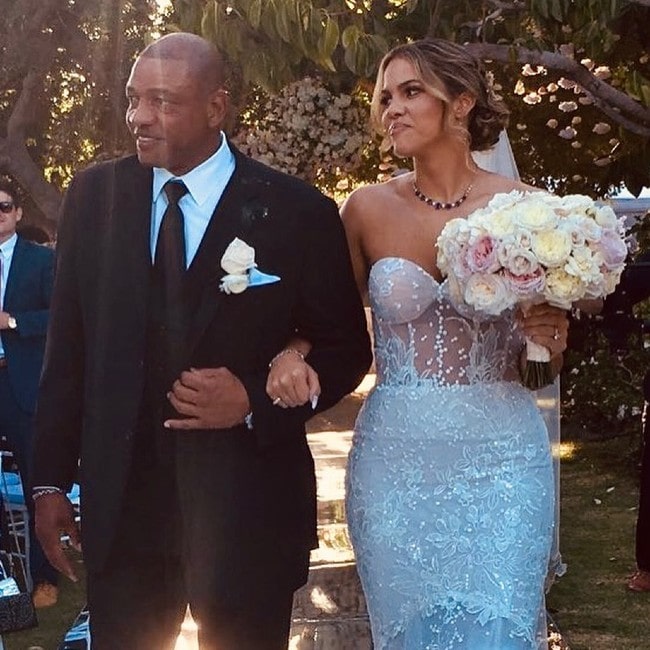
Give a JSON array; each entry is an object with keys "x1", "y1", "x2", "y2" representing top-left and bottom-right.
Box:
[{"x1": 33, "y1": 33, "x2": 371, "y2": 649}]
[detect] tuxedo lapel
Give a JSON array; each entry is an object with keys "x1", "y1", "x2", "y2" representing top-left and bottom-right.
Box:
[
  {"x1": 186, "y1": 153, "x2": 266, "y2": 352},
  {"x1": 3, "y1": 237, "x2": 28, "y2": 308}
]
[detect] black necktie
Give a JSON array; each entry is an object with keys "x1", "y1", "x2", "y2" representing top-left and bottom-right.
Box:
[
  {"x1": 155, "y1": 180, "x2": 188, "y2": 281},
  {"x1": 152, "y1": 180, "x2": 189, "y2": 384}
]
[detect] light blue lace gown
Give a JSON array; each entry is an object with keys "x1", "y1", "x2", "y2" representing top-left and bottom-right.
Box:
[{"x1": 346, "y1": 257, "x2": 554, "y2": 650}]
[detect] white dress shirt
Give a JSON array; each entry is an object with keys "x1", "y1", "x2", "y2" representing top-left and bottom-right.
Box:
[
  {"x1": 0, "y1": 233, "x2": 18, "y2": 357},
  {"x1": 151, "y1": 134, "x2": 236, "y2": 265}
]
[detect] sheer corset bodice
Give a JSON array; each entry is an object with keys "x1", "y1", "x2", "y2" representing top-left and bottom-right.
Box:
[{"x1": 369, "y1": 257, "x2": 522, "y2": 387}]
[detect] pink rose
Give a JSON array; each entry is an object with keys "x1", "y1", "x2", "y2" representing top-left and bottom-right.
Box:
[
  {"x1": 596, "y1": 229, "x2": 627, "y2": 270},
  {"x1": 465, "y1": 235, "x2": 500, "y2": 274},
  {"x1": 505, "y1": 267, "x2": 546, "y2": 297}
]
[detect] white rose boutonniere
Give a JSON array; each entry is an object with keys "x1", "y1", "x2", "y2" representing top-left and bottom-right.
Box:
[{"x1": 219, "y1": 237, "x2": 281, "y2": 294}]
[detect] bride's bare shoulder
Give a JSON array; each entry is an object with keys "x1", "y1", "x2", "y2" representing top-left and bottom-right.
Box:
[
  {"x1": 341, "y1": 176, "x2": 406, "y2": 223},
  {"x1": 478, "y1": 171, "x2": 542, "y2": 196}
]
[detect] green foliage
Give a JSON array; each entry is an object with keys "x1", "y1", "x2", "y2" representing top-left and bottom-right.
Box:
[
  {"x1": 0, "y1": 0, "x2": 153, "y2": 196},
  {"x1": 562, "y1": 215, "x2": 650, "y2": 436},
  {"x1": 172, "y1": 0, "x2": 649, "y2": 197}
]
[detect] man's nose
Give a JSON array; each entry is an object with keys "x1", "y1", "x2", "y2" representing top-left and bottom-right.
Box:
[{"x1": 127, "y1": 100, "x2": 154, "y2": 127}]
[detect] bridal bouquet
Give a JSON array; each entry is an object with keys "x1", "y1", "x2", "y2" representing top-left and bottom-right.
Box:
[{"x1": 436, "y1": 190, "x2": 628, "y2": 388}]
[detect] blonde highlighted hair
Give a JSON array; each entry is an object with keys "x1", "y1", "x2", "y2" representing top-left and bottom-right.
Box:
[{"x1": 371, "y1": 38, "x2": 509, "y2": 152}]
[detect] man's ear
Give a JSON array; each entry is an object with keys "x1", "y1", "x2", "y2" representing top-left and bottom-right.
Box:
[
  {"x1": 207, "y1": 89, "x2": 230, "y2": 129},
  {"x1": 15, "y1": 207, "x2": 23, "y2": 223},
  {"x1": 453, "y1": 92, "x2": 476, "y2": 120}
]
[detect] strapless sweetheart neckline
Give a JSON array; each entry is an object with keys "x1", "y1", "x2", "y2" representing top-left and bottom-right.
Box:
[{"x1": 369, "y1": 256, "x2": 447, "y2": 286}]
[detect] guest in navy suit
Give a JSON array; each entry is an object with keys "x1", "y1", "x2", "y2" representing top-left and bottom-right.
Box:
[{"x1": 0, "y1": 179, "x2": 57, "y2": 607}]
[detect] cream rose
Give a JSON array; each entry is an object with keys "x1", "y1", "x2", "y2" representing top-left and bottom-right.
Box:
[
  {"x1": 531, "y1": 229, "x2": 572, "y2": 267},
  {"x1": 463, "y1": 273, "x2": 514, "y2": 316},
  {"x1": 544, "y1": 267, "x2": 586, "y2": 308},
  {"x1": 221, "y1": 237, "x2": 256, "y2": 275}
]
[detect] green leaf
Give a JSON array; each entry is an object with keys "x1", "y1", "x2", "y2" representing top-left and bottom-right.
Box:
[
  {"x1": 247, "y1": 0, "x2": 262, "y2": 29},
  {"x1": 200, "y1": 0, "x2": 217, "y2": 41},
  {"x1": 318, "y1": 15, "x2": 339, "y2": 60},
  {"x1": 342, "y1": 24, "x2": 360, "y2": 49},
  {"x1": 343, "y1": 38, "x2": 358, "y2": 73},
  {"x1": 549, "y1": 0, "x2": 563, "y2": 22},
  {"x1": 275, "y1": 1, "x2": 291, "y2": 42},
  {"x1": 640, "y1": 84, "x2": 650, "y2": 108},
  {"x1": 532, "y1": 0, "x2": 549, "y2": 20}
]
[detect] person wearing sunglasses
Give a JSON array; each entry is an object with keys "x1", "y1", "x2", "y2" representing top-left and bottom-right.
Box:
[{"x1": 0, "y1": 180, "x2": 58, "y2": 607}]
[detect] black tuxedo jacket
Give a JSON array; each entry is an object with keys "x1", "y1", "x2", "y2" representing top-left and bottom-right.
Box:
[
  {"x1": 1, "y1": 236, "x2": 53, "y2": 413},
  {"x1": 33, "y1": 148, "x2": 372, "y2": 576}
]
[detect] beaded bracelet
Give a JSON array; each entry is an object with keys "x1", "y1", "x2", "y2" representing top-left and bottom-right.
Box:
[
  {"x1": 32, "y1": 486, "x2": 64, "y2": 502},
  {"x1": 268, "y1": 348, "x2": 305, "y2": 369}
]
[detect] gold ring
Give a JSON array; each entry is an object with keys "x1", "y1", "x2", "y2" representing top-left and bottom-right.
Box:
[{"x1": 553, "y1": 328, "x2": 560, "y2": 341}]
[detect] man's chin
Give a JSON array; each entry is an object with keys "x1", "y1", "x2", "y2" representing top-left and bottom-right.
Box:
[{"x1": 135, "y1": 151, "x2": 165, "y2": 169}]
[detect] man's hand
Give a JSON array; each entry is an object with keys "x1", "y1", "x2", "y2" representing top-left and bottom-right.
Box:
[
  {"x1": 34, "y1": 493, "x2": 81, "y2": 582},
  {"x1": 165, "y1": 367, "x2": 250, "y2": 430},
  {"x1": 0, "y1": 312, "x2": 11, "y2": 329}
]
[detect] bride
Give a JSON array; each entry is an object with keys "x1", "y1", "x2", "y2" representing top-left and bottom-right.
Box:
[{"x1": 267, "y1": 38, "x2": 568, "y2": 649}]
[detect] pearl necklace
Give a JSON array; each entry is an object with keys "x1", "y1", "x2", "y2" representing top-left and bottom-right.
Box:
[{"x1": 412, "y1": 180, "x2": 473, "y2": 210}]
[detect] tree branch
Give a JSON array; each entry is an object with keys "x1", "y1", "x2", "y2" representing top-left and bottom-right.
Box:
[
  {"x1": 465, "y1": 43, "x2": 650, "y2": 137},
  {"x1": 6, "y1": 70, "x2": 42, "y2": 140}
]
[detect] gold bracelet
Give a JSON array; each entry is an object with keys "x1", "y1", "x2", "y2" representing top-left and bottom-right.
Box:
[{"x1": 268, "y1": 348, "x2": 305, "y2": 369}]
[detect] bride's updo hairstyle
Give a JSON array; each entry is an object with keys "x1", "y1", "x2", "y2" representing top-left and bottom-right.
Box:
[{"x1": 371, "y1": 38, "x2": 510, "y2": 152}]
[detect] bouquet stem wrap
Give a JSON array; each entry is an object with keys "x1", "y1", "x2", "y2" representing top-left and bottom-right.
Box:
[{"x1": 522, "y1": 339, "x2": 554, "y2": 390}]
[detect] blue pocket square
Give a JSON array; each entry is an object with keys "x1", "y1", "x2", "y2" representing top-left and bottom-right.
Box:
[{"x1": 248, "y1": 267, "x2": 281, "y2": 286}]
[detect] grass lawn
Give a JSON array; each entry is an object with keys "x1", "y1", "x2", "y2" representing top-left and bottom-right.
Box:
[
  {"x1": 2, "y1": 431, "x2": 647, "y2": 649},
  {"x1": 548, "y1": 433, "x2": 649, "y2": 650}
]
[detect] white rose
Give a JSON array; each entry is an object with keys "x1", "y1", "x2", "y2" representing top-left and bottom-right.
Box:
[
  {"x1": 514, "y1": 200, "x2": 558, "y2": 231},
  {"x1": 593, "y1": 205, "x2": 618, "y2": 230},
  {"x1": 564, "y1": 246, "x2": 603, "y2": 284},
  {"x1": 487, "y1": 190, "x2": 523, "y2": 212},
  {"x1": 482, "y1": 208, "x2": 517, "y2": 238},
  {"x1": 574, "y1": 214, "x2": 602, "y2": 242},
  {"x1": 220, "y1": 274, "x2": 250, "y2": 294},
  {"x1": 221, "y1": 238, "x2": 256, "y2": 275},
  {"x1": 601, "y1": 268, "x2": 623, "y2": 295},
  {"x1": 531, "y1": 229, "x2": 573, "y2": 267},
  {"x1": 557, "y1": 194, "x2": 595, "y2": 213},
  {"x1": 463, "y1": 273, "x2": 515, "y2": 316},
  {"x1": 558, "y1": 218, "x2": 586, "y2": 248}
]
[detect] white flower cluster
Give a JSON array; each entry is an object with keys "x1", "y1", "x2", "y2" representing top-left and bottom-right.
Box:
[
  {"x1": 219, "y1": 237, "x2": 256, "y2": 294},
  {"x1": 234, "y1": 77, "x2": 369, "y2": 184},
  {"x1": 437, "y1": 190, "x2": 628, "y2": 316}
]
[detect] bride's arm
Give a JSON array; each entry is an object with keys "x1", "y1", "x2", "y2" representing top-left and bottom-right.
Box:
[
  {"x1": 266, "y1": 338, "x2": 319, "y2": 408},
  {"x1": 267, "y1": 189, "x2": 373, "y2": 408}
]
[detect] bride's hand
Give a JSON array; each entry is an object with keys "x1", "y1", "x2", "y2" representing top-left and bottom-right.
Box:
[
  {"x1": 266, "y1": 349, "x2": 321, "y2": 408},
  {"x1": 517, "y1": 303, "x2": 569, "y2": 357}
]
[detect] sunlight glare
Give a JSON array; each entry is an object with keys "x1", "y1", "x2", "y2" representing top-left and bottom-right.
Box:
[{"x1": 174, "y1": 607, "x2": 199, "y2": 650}]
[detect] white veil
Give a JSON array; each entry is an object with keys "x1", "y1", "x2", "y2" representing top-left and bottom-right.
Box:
[
  {"x1": 471, "y1": 129, "x2": 521, "y2": 180},
  {"x1": 472, "y1": 130, "x2": 566, "y2": 590}
]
